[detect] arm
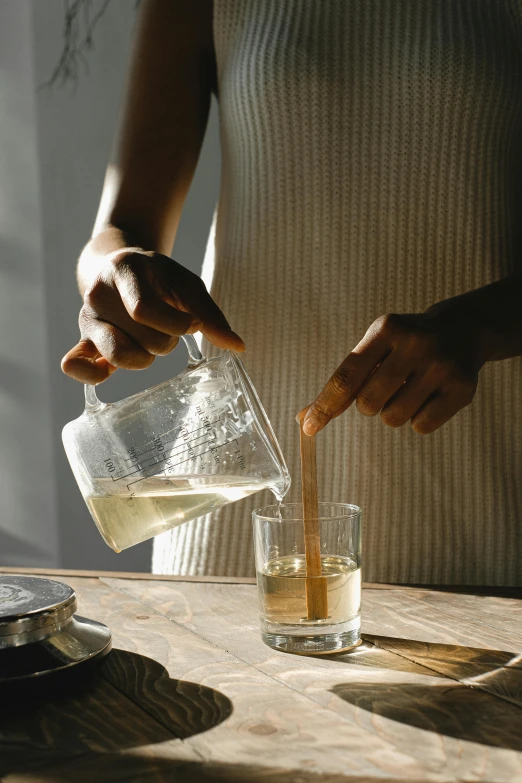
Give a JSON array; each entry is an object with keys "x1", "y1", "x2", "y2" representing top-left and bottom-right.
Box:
[
  {"x1": 64, "y1": 0, "x2": 244, "y2": 384},
  {"x1": 301, "y1": 275, "x2": 522, "y2": 436}
]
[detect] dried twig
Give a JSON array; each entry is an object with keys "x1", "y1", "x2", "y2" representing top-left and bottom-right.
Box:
[{"x1": 40, "y1": 0, "x2": 139, "y2": 91}]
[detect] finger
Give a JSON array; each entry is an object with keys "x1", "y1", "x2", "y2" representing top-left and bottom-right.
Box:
[
  {"x1": 116, "y1": 254, "x2": 245, "y2": 352},
  {"x1": 296, "y1": 366, "x2": 378, "y2": 426},
  {"x1": 91, "y1": 299, "x2": 181, "y2": 358},
  {"x1": 303, "y1": 333, "x2": 389, "y2": 436},
  {"x1": 171, "y1": 277, "x2": 246, "y2": 352},
  {"x1": 61, "y1": 339, "x2": 117, "y2": 384},
  {"x1": 355, "y1": 353, "x2": 412, "y2": 417},
  {"x1": 411, "y1": 388, "x2": 472, "y2": 435},
  {"x1": 114, "y1": 272, "x2": 195, "y2": 336},
  {"x1": 200, "y1": 323, "x2": 246, "y2": 352},
  {"x1": 81, "y1": 318, "x2": 155, "y2": 371},
  {"x1": 379, "y1": 371, "x2": 439, "y2": 428},
  {"x1": 85, "y1": 281, "x2": 182, "y2": 357}
]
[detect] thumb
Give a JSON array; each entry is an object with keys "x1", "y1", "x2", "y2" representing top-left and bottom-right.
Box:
[{"x1": 61, "y1": 339, "x2": 117, "y2": 384}]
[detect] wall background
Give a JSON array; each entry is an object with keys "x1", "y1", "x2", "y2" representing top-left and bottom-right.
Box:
[{"x1": 0, "y1": 0, "x2": 221, "y2": 571}]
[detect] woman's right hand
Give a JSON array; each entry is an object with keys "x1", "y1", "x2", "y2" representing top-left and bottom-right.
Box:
[{"x1": 61, "y1": 245, "x2": 245, "y2": 384}]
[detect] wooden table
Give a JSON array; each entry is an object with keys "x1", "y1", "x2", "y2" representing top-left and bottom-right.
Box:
[{"x1": 1, "y1": 567, "x2": 522, "y2": 783}]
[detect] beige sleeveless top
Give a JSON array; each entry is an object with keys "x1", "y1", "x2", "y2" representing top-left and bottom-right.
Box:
[{"x1": 153, "y1": 0, "x2": 522, "y2": 585}]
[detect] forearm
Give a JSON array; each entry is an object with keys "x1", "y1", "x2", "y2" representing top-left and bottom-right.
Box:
[
  {"x1": 80, "y1": 0, "x2": 215, "y2": 293},
  {"x1": 426, "y1": 275, "x2": 522, "y2": 362}
]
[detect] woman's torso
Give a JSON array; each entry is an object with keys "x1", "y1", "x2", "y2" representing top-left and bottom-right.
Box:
[{"x1": 153, "y1": 0, "x2": 522, "y2": 584}]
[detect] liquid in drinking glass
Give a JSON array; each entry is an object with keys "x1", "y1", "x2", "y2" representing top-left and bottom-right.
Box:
[{"x1": 258, "y1": 554, "x2": 361, "y2": 626}]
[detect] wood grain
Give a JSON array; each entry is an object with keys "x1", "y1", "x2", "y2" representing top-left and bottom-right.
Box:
[
  {"x1": 365, "y1": 634, "x2": 522, "y2": 710},
  {"x1": 5, "y1": 571, "x2": 522, "y2": 783},
  {"x1": 331, "y1": 679, "x2": 522, "y2": 750},
  {"x1": 376, "y1": 586, "x2": 522, "y2": 636},
  {"x1": 99, "y1": 648, "x2": 232, "y2": 739},
  {"x1": 299, "y1": 420, "x2": 328, "y2": 620},
  {"x1": 0, "y1": 669, "x2": 177, "y2": 776},
  {"x1": 361, "y1": 587, "x2": 522, "y2": 649},
  {"x1": 70, "y1": 577, "x2": 441, "y2": 780},
  {"x1": 0, "y1": 565, "x2": 256, "y2": 584},
  {"x1": 105, "y1": 576, "x2": 522, "y2": 782},
  {"x1": 3, "y1": 754, "x2": 445, "y2": 783}
]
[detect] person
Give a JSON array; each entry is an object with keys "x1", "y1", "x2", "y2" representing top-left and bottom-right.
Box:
[{"x1": 62, "y1": 0, "x2": 522, "y2": 585}]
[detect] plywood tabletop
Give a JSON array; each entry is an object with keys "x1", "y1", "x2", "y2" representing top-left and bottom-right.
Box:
[{"x1": 1, "y1": 567, "x2": 522, "y2": 783}]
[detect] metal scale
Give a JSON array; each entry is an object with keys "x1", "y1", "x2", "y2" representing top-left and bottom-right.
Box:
[{"x1": 0, "y1": 575, "x2": 111, "y2": 685}]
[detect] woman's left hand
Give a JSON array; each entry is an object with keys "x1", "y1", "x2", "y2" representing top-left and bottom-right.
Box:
[{"x1": 301, "y1": 301, "x2": 491, "y2": 436}]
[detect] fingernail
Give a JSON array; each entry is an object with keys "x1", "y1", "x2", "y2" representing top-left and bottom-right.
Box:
[
  {"x1": 230, "y1": 331, "x2": 246, "y2": 350},
  {"x1": 303, "y1": 415, "x2": 321, "y2": 436}
]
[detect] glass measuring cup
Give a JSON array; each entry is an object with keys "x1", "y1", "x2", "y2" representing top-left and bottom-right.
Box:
[{"x1": 63, "y1": 336, "x2": 290, "y2": 551}]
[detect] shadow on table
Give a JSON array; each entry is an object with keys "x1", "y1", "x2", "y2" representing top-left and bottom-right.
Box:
[
  {"x1": 331, "y1": 679, "x2": 522, "y2": 750},
  {"x1": 0, "y1": 754, "x2": 451, "y2": 783},
  {"x1": 323, "y1": 634, "x2": 522, "y2": 697},
  {"x1": 363, "y1": 634, "x2": 522, "y2": 678},
  {"x1": 327, "y1": 635, "x2": 522, "y2": 750},
  {"x1": 0, "y1": 649, "x2": 232, "y2": 776}
]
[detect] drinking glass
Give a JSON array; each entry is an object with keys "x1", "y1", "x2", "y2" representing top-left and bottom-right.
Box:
[{"x1": 252, "y1": 502, "x2": 362, "y2": 654}]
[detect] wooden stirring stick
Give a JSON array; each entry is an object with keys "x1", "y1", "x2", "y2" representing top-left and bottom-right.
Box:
[{"x1": 299, "y1": 418, "x2": 328, "y2": 620}]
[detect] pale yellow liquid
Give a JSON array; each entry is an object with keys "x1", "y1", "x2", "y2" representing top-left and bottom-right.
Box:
[
  {"x1": 258, "y1": 555, "x2": 361, "y2": 626},
  {"x1": 87, "y1": 476, "x2": 265, "y2": 551}
]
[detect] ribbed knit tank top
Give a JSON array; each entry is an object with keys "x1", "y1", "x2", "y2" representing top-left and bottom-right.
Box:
[{"x1": 153, "y1": 0, "x2": 522, "y2": 585}]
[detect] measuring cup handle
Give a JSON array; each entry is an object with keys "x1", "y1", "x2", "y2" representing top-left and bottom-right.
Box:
[
  {"x1": 182, "y1": 334, "x2": 204, "y2": 366},
  {"x1": 84, "y1": 383, "x2": 102, "y2": 411},
  {"x1": 82, "y1": 335, "x2": 203, "y2": 412}
]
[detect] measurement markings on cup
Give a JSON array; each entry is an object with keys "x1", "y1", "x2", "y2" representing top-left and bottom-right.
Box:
[
  {"x1": 109, "y1": 420, "x2": 225, "y2": 480},
  {"x1": 103, "y1": 414, "x2": 247, "y2": 488},
  {"x1": 122, "y1": 418, "x2": 224, "y2": 463},
  {"x1": 233, "y1": 440, "x2": 246, "y2": 470}
]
